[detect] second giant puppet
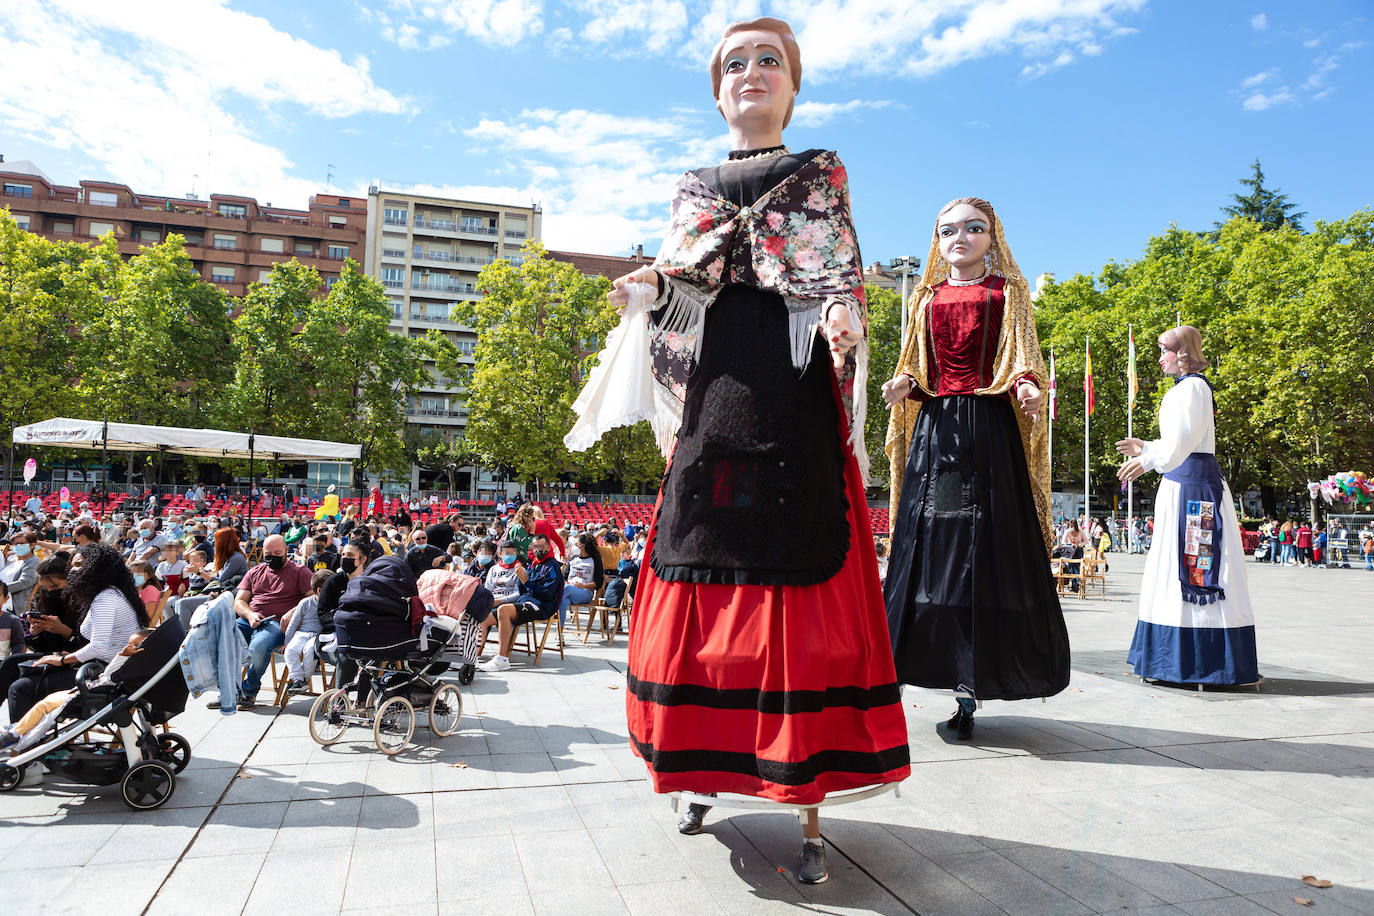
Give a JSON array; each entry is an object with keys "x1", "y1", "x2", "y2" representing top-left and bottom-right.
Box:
[
  {"x1": 883, "y1": 198, "x2": 1070, "y2": 740},
  {"x1": 613, "y1": 16, "x2": 910, "y2": 883}
]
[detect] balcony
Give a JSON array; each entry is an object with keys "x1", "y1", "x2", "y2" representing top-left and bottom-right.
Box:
[
  {"x1": 411, "y1": 250, "x2": 494, "y2": 269},
  {"x1": 411, "y1": 278, "x2": 478, "y2": 297},
  {"x1": 504, "y1": 230, "x2": 526, "y2": 240},
  {"x1": 406, "y1": 407, "x2": 468, "y2": 420},
  {"x1": 415, "y1": 217, "x2": 456, "y2": 231},
  {"x1": 460, "y1": 223, "x2": 498, "y2": 237},
  {"x1": 382, "y1": 278, "x2": 404, "y2": 289},
  {"x1": 212, "y1": 240, "x2": 238, "y2": 250},
  {"x1": 381, "y1": 248, "x2": 406, "y2": 259},
  {"x1": 322, "y1": 250, "x2": 350, "y2": 261}
]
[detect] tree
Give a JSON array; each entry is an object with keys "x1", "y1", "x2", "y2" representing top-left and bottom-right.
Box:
[
  {"x1": 1219, "y1": 159, "x2": 1307, "y2": 232},
  {"x1": 301, "y1": 259, "x2": 434, "y2": 482},
  {"x1": 216, "y1": 260, "x2": 320, "y2": 439},
  {"x1": 580, "y1": 424, "x2": 665, "y2": 495},
  {"x1": 0, "y1": 209, "x2": 91, "y2": 489},
  {"x1": 446, "y1": 243, "x2": 615, "y2": 487},
  {"x1": 409, "y1": 429, "x2": 475, "y2": 495},
  {"x1": 862, "y1": 284, "x2": 903, "y2": 484}
]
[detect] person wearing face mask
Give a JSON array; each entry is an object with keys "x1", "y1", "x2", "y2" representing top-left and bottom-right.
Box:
[
  {"x1": 314, "y1": 539, "x2": 370, "y2": 692},
  {"x1": 463, "y1": 538, "x2": 498, "y2": 579},
  {"x1": 127, "y1": 559, "x2": 164, "y2": 624},
  {"x1": 477, "y1": 533, "x2": 564, "y2": 672},
  {"x1": 883, "y1": 197, "x2": 1068, "y2": 742},
  {"x1": 222, "y1": 534, "x2": 310, "y2": 709},
  {"x1": 1, "y1": 532, "x2": 41, "y2": 617},
  {"x1": 130, "y1": 519, "x2": 165, "y2": 564},
  {"x1": 559, "y1": 533, "x2": 604, "y2": 623}
]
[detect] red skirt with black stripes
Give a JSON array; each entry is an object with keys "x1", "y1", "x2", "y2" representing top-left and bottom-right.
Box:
[{"x1": 626, "y1": 438, "x2": 911, "y2": 806}]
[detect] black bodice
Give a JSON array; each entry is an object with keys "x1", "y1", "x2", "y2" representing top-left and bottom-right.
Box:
[{"x1": 649, "y1": 149, "x2": 849, "y2": 586}]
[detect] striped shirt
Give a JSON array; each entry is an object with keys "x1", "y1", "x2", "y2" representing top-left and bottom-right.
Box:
[{"x1": 74, "y1": 587, "x2": 143, "y2": 664}]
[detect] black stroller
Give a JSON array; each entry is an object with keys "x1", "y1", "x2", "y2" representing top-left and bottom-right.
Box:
[
  {"x1": 307, "y1": 557, "x2": 471, "y2": 755},
  {"x1": 0, "y1": 616, "x2": 191, "y2": 810}
]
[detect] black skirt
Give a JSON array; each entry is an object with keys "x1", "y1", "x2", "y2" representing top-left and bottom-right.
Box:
[{"x1": 883, "y1": 395, "x2": 1070, "y2": 700}]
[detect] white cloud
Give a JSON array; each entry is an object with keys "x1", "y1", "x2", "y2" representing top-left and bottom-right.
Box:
[
  {"x1": 1242, "y1": 89, "x2": 1293, "y2": 111},
  {"x1": 0, "y1": 0, "x2": 409, "y2": 205},
  {"x1": 377, "y1": 0, "x2": 1147, "y2": 82},
  {"x1": 369, "y1": 0, "x2": 544, "y2": 50},
  {"x1": 461, "y1": 107, "x2": 731, "y2": 251},
  {"x1": 789, "y1": 98, "x2": 896, "y2": 127},
  {"x1": 1250, "y1": 13, "x2": 1268, "y2": 30},
  {"x1": 1240, "y1": 68, "x2": 1276, "y2": 87}
]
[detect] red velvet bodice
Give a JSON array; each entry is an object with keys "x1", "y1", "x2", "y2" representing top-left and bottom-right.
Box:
[{"x1": 928, "y1": 275, "x2": 1006, "y2": 396}]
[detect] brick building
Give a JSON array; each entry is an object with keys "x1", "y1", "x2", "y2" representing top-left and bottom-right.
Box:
[{"x1": 0, "y1": 157, "x2": 365, "y2": 298}]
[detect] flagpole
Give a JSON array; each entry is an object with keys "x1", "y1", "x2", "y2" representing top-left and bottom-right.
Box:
[
  {"x1": 1127, "y1": 324, "x2": 1134, "y2": 553},
  {"x1": 1047, "y1": 348, "x2": 1054, "y2": 505},
  {"x1": 1084, "y1": 334, "x2": 1090, "y2": 527}
]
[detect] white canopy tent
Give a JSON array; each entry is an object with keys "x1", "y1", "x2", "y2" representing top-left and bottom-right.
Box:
[{"x1": 9, "y1": 418, "x2": 361, "y2": 505}]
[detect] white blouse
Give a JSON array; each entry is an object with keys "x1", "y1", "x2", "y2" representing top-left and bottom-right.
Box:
[{"x1": 1139, "y1": 376, "x2": 1216, "y2": 475}]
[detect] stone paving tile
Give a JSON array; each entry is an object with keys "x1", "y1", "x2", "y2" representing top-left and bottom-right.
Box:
[
  {"x1": 617, "y1": 877, "x2": 726, "y2": 915},
  {"x1": 929, "y1": 848, "x2": 1093, "y2": 915},
  {"x1": 342, "y1": 838, "x2": 437, "y2": 909},
  {"x1": 999, "y1": 845, "x2": 1169, "y2": 912},
  {"x1": 530, "y1": 885, "x2": 630, "y2": 916},
  {"x1": 184, "y1": 799, "x2": 289, "y2": 858},
  {"x1": 274, "y1": 795, "x2": 363, "y2": 850},
  {"x1": 437, "y1": 833, "x2": 525, "y2": 901},
  {"x1": 516, "y1": 826, "x2": 615, "y2": 892},
  {"x1": 243, "y1": 845, "x2": 353, "y2": 916},
  {"x1": 85, "y1": 803, "x2": 208, "y2": 865},
  {"x1": 145, "y1": 852, "x2": 265, "y2": 916}
]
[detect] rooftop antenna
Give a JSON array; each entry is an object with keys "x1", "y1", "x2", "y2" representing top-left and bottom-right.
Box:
[{"x1": 326, "y1": 163, "x2": 335, "y2": 191}]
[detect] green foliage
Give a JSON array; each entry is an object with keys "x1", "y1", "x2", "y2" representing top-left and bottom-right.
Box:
[
  {"x1": 446, "y1": 242, "x2": 621, "y2": 487},
  {"x1": 1219, "y1": 159, "x2": 1307, "y2": 232},
  {"x1": 863, "y1": 284, "x2": 902, "y2": 483},
  {"x1": 1035, "y1": 211, "x2": 1374, "y2": 511}
]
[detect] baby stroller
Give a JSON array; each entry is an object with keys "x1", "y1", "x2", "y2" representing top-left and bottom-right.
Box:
[
  {"x1": 307, "y1": 557, "x2": 479, "y2": 755},
  {"x1": 0, "y1": 616, "x2": 191, "y2": 810}
]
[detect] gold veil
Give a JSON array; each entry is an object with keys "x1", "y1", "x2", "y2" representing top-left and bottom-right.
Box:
[{"x1": 883, "y1": 202, "x2": 1053, "y2": 555}]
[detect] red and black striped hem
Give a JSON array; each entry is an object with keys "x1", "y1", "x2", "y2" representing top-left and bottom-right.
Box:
[{"x1": 626, "y1": 674, "x2": 901, "y2": 715}]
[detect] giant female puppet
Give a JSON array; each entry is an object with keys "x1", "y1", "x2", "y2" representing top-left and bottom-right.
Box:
[
  {"x1": 606, "y1": 17, "x2": 909, "y2": 885},
  {"x1": 882, "y1": 197, "x2": 1070, "y2": 741},
  {"x1": 1116, "y1": 325, "x2": 1259, "y2": 686}
]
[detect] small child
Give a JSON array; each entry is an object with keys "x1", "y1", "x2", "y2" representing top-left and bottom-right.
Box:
[
  {"x1": 0, "y1": 582, "x2": 25, "y2": 659},
  {"x1": 1364, "y1": 534, "x2": 1374, "y2": 571},
  {"x1": 156, "y1": 542, "x2": 186, "y2": 597},
  {"x1": 181, "y1": 549, "x2": 209, "y2": 595},
  {"x1": 0, "y1": 628, "x2": 153, "y2": 751},
  {"x1": 484, "y1": 539, "x2": 524, "y2": 606},
  {"x1": 282, "y1": 570, "x2": 332, "y2": 695}
]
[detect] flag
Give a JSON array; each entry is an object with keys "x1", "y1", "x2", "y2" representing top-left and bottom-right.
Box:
[
  {"x1": 1048, "y1": 349, "x2": 1058, "y2": 421},
  {"x1": 1084, "y1": 343, "x2": 1096, "y2": 416},
  {"x1": 1128, "y1": 326, "x2": 1138, "y2": 409}
]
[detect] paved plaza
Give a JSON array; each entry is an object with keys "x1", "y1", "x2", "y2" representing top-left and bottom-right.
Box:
[{"x1": 3, "y1": 555, "x2": 1372, "y2": 916}]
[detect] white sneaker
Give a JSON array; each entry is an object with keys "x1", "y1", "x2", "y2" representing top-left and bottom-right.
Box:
[{"x1": 478, "y1": 655, "x2": 511, "y2": 673}]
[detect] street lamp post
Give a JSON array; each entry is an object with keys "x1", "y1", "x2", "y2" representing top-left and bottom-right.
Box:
[{"x1": 890, "y1": 255, "x2": 921, "y2": 350}]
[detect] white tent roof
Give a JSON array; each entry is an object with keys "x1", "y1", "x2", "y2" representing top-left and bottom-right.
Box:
[{"x1": 12, "y1": 418, "x2": 361, "y2": 461}]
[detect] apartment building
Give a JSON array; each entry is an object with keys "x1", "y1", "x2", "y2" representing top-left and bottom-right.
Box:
[
  {"x1": 363, "y1": 186, "x2": 542, "y2": 443},
  {"x1": 0, "y1": 157, "x2": 366, "y2": 298}
]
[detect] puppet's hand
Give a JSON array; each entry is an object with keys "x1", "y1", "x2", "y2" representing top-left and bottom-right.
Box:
[
  {"x1": 881, "y1": 375, "x2": 913, "y2": 408},
  {"x1": 1117, "y1": 457, "x2": 1146, "y2": 483},
  {"x1": 1015, "y1": 381, "x2": 1042, "y2": 420},
  {"x1": 608, "y1": 268, "x2": 660, "y2": 315},
  {"x1": 826, "y1": 304, "x2": 862, "y2": 369}
]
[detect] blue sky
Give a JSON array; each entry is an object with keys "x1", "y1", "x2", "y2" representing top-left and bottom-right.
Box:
[{"x1": 1, "y1": 1, "x2": 1370, "y2": 283}]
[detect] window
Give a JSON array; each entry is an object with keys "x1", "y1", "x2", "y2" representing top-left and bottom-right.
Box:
[
  {"x1": 293, "y1": 241, "x2": 314, "y2": 256},
  {"x1": 260, "y1": 237, "x2": 284, "y2": 253},
  {"x1": 258, "y1": 270, "x2": 272, "y2": 283},
  {"x1": 327, "y1": 244, "x2": 349, "y2": 260},
  {"x1": 381, "y1": 267, "x2": 403, "y2": 288},
  {"x1": 53, "y1": 222, "x2": 73, "y2": 235},
  {"x1": 384, "y1": 206, "x2": 407, "y2": 225},
  {"x1": 213, "y1": 233, "x2": 237, "y2": 249},
  {"x1": 210, "y1": 266, "x2": 236, "y2": 283},
  {"x1": 13, "y1": 215, "x2": 29, "y2": 230},
  {"x1": 88, "y1": 221, "x2": 114, "y2": 237},
  {"x1": 325, "y1": 276, "x2": 340, "y2": 290},
  {"x1": 139, "y1": 228, "x2": 160, "y2": 243},
  {"x1": 336, "y1": 198, "x2": 350, "y2": 208},
  {"x1": 217, "y1": 203, "x2": 246, "y2": 218},
  {"x1": 87, "y1": 190, "x2": 117, "y2": 207},
  {"x1": 183, "y1": 234, "x2": 204, "y2": 246},
  {"x1": 2, "y1": 182, "x2": 33, "y2": 199},
  {"x1": 328, "y1": 215, "x2": 347, "y2": 227}
]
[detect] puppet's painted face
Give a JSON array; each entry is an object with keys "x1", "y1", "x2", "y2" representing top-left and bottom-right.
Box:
[
  {"x1": 716, "y1": 30, "x2": 794, "y2": 134},
  {"x1": 1157, "y1": 341, "x2": 1180, "y2": 376},
  {"x1": 937, "y1": 203, "x2": 993, "y2": 272}
]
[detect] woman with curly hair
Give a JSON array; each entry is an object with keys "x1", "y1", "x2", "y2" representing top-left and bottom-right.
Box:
[{"x1": 7, "y1": 542, "x2": 149, "y2": 722}]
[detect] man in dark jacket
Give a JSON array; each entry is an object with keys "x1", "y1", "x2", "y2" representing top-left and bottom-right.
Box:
[{"x1": 477, "y1": 533, "x2": 564, "y2": 673}]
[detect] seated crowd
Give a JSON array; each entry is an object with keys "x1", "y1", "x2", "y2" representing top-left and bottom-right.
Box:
[{"x1": 0, "y1": 490, "x2": 648, "y2": 745}]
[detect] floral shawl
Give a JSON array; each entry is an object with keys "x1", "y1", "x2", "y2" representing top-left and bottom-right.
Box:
[{"x1": 649, "y1": 150, "x2": 870, "y2": 482}]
